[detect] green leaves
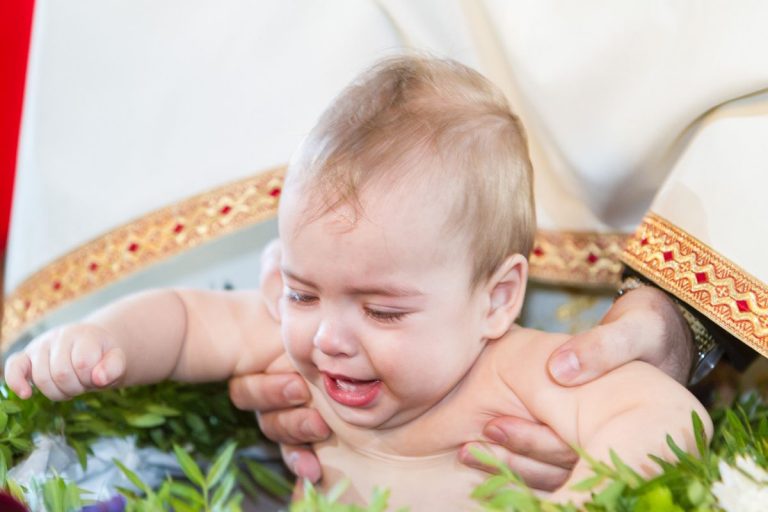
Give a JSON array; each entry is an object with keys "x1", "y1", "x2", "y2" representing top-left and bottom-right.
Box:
[
  {"x1": 35, "y1": 475, "x2": 89, "y2": 512},
  {"x1": 174, "y1": 445, "x2": 207, "y2": 489},
  {"x1": 633, "y1": 486, "x2": 683, "y2": 512},
  {"x1": 242, "y1": 459, "x2": 293, "y2": 498},
  {"x1": 290, "y1": 479, "x2": 394, "y2": 512},
  {"x1": 465, "y1": 398, "x2": 768, "y2": 512},
  {"x1": 206, "y1": 442, "x2": 236, "y2": 489},
  {"x1": 0, "y1": 380, "x2": 276, "y2": 511},
  {"x1": 117, "y1": 441, "x2": 243, "y2": 512},
  {"x1": 4, "y1": 379, "x2": 768, "y2": 512},
  {"x1": 124, "y1": 412, "x2": 166, "y2": 428},
  {"x1": 0, "y1": 380, "x2": 263, "y2": 472},
  {"x1": 693, "y1": 411, "x2": 710, "y2": 459}
]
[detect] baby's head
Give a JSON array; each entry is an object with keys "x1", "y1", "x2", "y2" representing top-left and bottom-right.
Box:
[
  {"x1": 278, "y1": 56, "x2": 535, "y2": 428},
  {"x1": 285, "y1": 55, "x2": 534, "y2": 288}
]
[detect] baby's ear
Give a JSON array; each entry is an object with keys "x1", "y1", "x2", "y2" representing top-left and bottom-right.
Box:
[
  {"x1": 259, "y1": 240, "x2": 284, "y2": 321},
  {"x1": 261, "y1": 268, "x2": 283, "y2": 321},
  {"x1": 483, "y1": 254, "x2": 528, "y2": 339}
]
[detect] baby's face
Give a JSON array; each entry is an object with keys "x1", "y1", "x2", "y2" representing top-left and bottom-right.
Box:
[{"x1": 277, "y1": 181, "x2": 490, "y2": 429}]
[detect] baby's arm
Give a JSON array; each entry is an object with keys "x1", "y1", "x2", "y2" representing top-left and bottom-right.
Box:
[
  {"x1": 4, "y1": 288, "x2": 283, "y2": 400},
  {"x1": 501, "y1": 331, "x2": 712, "y2": 503},
  {"x1": 553, "y1": 363, "x2": 710, "y2": 502}
]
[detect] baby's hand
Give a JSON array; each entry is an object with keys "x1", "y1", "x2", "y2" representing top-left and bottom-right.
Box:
[{"x1": 3, "y1": 324, "x2": 126, "y2": 400}]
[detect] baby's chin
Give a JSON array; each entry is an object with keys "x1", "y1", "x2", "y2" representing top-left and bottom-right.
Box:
[
  {"x1": 323, "y1": 393, "x2": 399, "y2": 429},
  {"x1": 299, "y1": 369, "x2": 429, "y2": 430},
  {"x1": 324, "y1": 394, "x2": 432, "y2": 431},
  {"x1": 331, "y1": 407, "x2": 393, "y2": 429}
]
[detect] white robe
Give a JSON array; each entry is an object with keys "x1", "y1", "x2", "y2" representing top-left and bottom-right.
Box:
[{"x1": 4, "y1": 1, "x2": 767, "y2": 355}]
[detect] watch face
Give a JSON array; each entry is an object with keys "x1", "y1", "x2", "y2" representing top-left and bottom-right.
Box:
[{"x1": 689, "y1": 344, "x2": 725, "y2": 386}]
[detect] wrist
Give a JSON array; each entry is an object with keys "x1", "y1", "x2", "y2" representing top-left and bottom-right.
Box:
[
  {"x1": 616, "y1": 272, "x2": 722, "y2": 385},
  {"x1": 611, "y1": 280, "x2": 693, "y2": 383}
]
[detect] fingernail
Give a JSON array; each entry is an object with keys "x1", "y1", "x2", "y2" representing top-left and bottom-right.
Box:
[
  {"x1": 284, "y1": 380, "x2": 306, "y2": 405},
  {"x1": 93, "y1": 367, "x2": 107, "y2": 387},
  {"x1": 458, "y1": 443, "x2": 478, "y2": 464},
  {"x1": 549, "y1": 350, "x2": 580, "y2": 383},
  {"x1": 295, "y1": 459, "x2": 322, "y2": 483},
  {"x1": 485, "y1": 425, "x2": 507, "y2": 444},
  {"x1": 286, "y1": 452, "x2": 300, "y2": 473},
  {"x1": 300, "y1": 418, "x2": 323, "y2": 440},
  {"x1": 458, "y1": 445, "x2": 471, "y2": 463}
]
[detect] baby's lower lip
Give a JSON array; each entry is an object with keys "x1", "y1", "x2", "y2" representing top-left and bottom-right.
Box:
[{"x1": 322, "y1": 373, "x2": 381, "y2": 407}]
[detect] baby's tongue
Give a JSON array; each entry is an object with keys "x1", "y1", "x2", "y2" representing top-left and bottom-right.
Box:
[
  {"x1": 336, "y1": 376, "x2": 374, "y2": 391},
  {"x1": 325, "y1": 374, "x2": 381, "y2": 407}
]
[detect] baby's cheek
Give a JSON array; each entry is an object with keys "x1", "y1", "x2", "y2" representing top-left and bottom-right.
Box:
[
  {"x1": 373, "y1": 348, "x2": 425, "y2": 388},
  {"x1": 281, "y1": 319, "x2": 313, "y2": 362}
]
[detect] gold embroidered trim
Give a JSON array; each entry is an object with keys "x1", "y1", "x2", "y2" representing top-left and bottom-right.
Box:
[
  {"x1": 622, "y1": 212, "x2": 768, "y2": 358},
  {"x1": 528, "y1": 231, "x2": 628, "y2": 288},
  {"x1": 3, "y1": 167, "x2": 627, "y2": 349},
  {"x1": 2, "y1": 167, "x2": 285, "y2": 349}
]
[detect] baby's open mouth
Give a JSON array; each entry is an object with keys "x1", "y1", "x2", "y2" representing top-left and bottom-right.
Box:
[{"x1": 323, "y1": 373, "x2": 382, "y2": 407}]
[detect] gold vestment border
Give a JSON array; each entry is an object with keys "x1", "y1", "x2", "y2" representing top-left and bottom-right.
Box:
[
  {"x1": 2, "y1": 168, "x2": 629, "y2": 349},
  {"x1": 622, "y1": 213, "x2": 768, "y2": 358}
]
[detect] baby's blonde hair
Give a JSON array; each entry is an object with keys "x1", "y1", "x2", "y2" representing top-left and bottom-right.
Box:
[{"x1": 288, "y1": 55, "x2": 535, "y2": 287}]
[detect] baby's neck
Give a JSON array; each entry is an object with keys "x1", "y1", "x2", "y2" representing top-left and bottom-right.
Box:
[
  {"x1": 307, "y1": 358, "x2": 489, "y2": 459},
  {"x1": 306, "y1": 390, "x2": 452, "y2": 458}
]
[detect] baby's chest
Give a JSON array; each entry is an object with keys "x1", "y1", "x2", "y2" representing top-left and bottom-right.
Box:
[{"x1": 314, "y1": 439, "x2": 485, "y2": 510}]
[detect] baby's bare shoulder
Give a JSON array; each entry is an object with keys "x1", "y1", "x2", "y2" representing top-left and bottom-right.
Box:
[
  {"x1": 480, "y1": 327, "x2": 572, "y2": 402},
  {"x1": 489, "y1": 326, "x2": 570, "y2": 369}
]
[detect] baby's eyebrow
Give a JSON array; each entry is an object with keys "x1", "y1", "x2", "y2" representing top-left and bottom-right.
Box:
[
  {"x1": 281, "y1": 268, "x2": 317, "y2": 288},
  {"x1": 346, "y1": 283, "x2": 424, "y2": 298},
  {"x1": 282, "y1": 267, "x2": 423, "y2": 298}
]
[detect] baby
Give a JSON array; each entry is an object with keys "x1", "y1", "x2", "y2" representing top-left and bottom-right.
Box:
[{"x1": 4, "y1": 56, "x2": 711, "y2": 510}]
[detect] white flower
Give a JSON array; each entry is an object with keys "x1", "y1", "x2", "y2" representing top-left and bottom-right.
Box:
[{"x1": 712, "y1": 456, "x2": 768, "y2": 512}]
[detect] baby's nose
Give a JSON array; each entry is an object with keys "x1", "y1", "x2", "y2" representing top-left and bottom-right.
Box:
[{"x1": 313, "y1": 319, "x2": 358, "y2": 358}]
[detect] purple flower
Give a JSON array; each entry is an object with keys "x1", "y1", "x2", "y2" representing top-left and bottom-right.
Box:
[{"x1": 80, "y1": 494, "x2": 126, "y2": 512}]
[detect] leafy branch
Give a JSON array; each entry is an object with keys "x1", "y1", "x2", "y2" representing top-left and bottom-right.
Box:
[{"x1": 3, "y1": 382, "x2": 768, "y2": 511}]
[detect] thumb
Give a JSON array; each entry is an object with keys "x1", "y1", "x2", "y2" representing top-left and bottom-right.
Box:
[
  {"x1": 547, "y1": 323, "x2": 639, "y2": 386},
  {"x1": 4, "y1": 352, "x2": 34, "y2": 399},
  {"x1": 282, "y1": 444, "x2": 323, "y2": 483},
  {"x1": 91, "y1": 347, "x2": 127, "y2": 387}
]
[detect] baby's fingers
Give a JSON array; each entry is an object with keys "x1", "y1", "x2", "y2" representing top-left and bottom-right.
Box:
[
  {"x1": 70, "y1": 335, "x2": 105, "y2": 387},
  {"x1": 4, "y1": 352, "x2": 33, "y2": 399},
  {"x1": 50, "y1": 332, "x2": 89, "y2": 397},
  {"x1": 30, "y1": 341, "x2": 69, "y2": 401},
  {"x1": 91, "y1": 348, "x2": 126, "y2": 388}
]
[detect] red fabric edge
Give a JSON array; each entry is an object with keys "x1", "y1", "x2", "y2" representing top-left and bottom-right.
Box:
[{"x1": 0, "y1": 0, "x2": 36, "y2": 252}]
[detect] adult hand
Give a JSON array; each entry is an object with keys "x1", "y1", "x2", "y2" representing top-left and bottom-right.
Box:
[
  {"x1": 548, "y1": 284, "x2": 694, "y2": 385},
  {"x1": 460, "y1": 284, "x2": 695, "y2": 490},
  {"x1": 460, "y1": 418, "x2": 578, "y2": 491},
  {"x1": 229, "y1": 369, "x2": 330, "y2": 483},
  {"x1": 229, "y1": 354, "x2": 331, "y2": 482},
  {"x1": 230, "y1": 240, "x2": 330, "y2": 483}
]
